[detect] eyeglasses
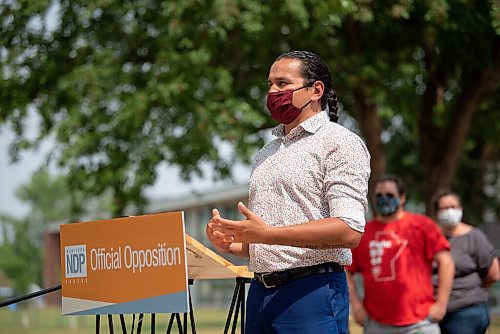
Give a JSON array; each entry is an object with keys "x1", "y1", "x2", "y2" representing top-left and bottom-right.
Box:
[{"x1": 375, "y1": 193, "x2": 397, "y2": 198}]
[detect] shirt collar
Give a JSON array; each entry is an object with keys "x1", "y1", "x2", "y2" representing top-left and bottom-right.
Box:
[{"x1": 271, "y1": 111, "x2": 329, "y2": 138}]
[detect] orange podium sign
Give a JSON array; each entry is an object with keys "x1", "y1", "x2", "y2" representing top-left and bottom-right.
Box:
[{"x1": 60, "y1": 212, "x2": 188, "y2": 315}]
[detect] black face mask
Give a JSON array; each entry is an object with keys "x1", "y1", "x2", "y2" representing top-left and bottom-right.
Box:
[{"x1": 375, "y1": 195, "x2": 400, "y2": 216}]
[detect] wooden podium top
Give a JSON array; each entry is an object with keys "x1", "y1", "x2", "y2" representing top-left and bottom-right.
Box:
[{"x1": 185, "y1": 234, "x2": 253, "y2": 280}]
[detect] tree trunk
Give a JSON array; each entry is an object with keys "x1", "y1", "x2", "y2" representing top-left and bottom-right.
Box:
[
  {"x1": 344, "y1": 17, "x2": 387, "y2": 209},
  {"x1": 424, "y1": 39, "x2": 500, "y2": 215},
  {"x1": 356, "y1": 91, "x2": 386, "y2": 206},
  {"x1": 419, "y1": 50, "x2": 445, "y2": 187}
]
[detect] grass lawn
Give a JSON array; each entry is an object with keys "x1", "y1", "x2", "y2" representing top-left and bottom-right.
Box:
[
  {"x1": 1, "y1": 307, "x2": 499, "y2": 333},
  {"x1": 1, "y1": 307, "x2": 229, "y2": 334}
]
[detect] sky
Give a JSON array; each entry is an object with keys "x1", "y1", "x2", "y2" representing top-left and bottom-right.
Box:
[
  {"x1": 0, "y1": 111, "x2": 251, "y2": 219},
  {"x1": 0, "y1": 111, "x2": 52, "y2": 218},
  {"x1": 0, "y1": 138, "x2": 39, "y2": 217}
]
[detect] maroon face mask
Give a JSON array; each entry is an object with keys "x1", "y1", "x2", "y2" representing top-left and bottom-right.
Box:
[{"x1": 266, "y1": 85, "x2": 312, "y2": 124}]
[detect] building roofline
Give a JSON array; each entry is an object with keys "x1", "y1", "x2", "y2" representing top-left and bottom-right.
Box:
[
  {"x1": 147, "y1": 183, "x2": 249, "y2": 213},
  {"x1": 46, "y1": 183, "x2": 249, "y2": 233}
]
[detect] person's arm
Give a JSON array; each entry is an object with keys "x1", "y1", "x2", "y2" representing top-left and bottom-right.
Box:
[
  {"x1": 346, "y1": 271, "x2": 367, "y2": 326},
  {"x1": 428, "y1": 250, "x2": 454, "y2": 321},
  {"x1": 210, "y1": 131, "x2": 370, "y2": 250},
  {"x1": 484, "y1": 256, "x2": 499, "y2": 288},
  {"x1": 266, "y1": 217, "x2": 362, "y2": 248},
  {"x1": 210, "y1": 202, "x2": 362, "y2": 249}
]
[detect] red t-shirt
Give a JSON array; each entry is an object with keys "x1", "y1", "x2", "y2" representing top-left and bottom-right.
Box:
[{"x1": 346, "y1": 212, "x2": 450, "y2": 326}]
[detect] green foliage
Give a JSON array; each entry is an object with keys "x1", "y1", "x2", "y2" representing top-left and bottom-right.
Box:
[
  {"x1": 1, "y1": 0, "x2": 281, "y2": 216},
  {"x1": 0, "y1": 216, "x2": 42, "y2": 295},
  {"x1": 0, "y1": 170, "x2": 113, "y2": 294},
  {"x1": 15, "y1": 170, "x2": 73, "y2": 223},
  {"x1": 0, "y1": 0, "x2": 498, "y2": 219}
]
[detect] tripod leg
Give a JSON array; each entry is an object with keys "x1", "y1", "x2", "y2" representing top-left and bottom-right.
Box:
[
  {"x1": 166, "y1": 313, "x2": 175, "y2": 334},
  {"x1": 137, "y1": 313, "x2": 144, "y2": 334},
  {"x1": 188, "y1": 288, "x2": 196, "y2": 334},
  {"x1": 119, "y1": 314, "x2": 127, "y2": 334},
  {"x1": 224, "y1": 278, "x2": 242, "y2": 334},
  {"x1": 232, "y1": 278, "x2": 248, "y2": 334},
  {"x1": 108, "y1": 314, "x2": 114, "y2": 334},
  {"x1": 231, "y1": 287, "x2": 242, "y2": 334},
  {"x1": 183, "y1": 313, "x2": 187, "y2": 334},
  {"x1": 96, "y1": 315, "x2": 100, "y2": 334},
  {"x1": 175, "y1": 314, "x2": 184, "y2": 334},
  {"x1": 241, "y1": 280, "x2": 246, "y2": 334}
]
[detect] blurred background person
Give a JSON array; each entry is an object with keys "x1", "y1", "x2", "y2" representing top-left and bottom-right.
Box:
[
  {"x1": 434, "y1": 191, "x2": 500, "y2": 334},
  {"x1": 346, "y1": 175, "x2": 454, "y2": 334}
]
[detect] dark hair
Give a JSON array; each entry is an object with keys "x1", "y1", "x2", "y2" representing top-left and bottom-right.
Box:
[
  {"x1": 433, "y1": 190, "x2": 462, "y2": 211},
  {"x1": 376, "y1": 175, "x2": 406, "y2": 196},
  {"x1": 276, "y1": 50, "x2": 339, "y2": 122}
]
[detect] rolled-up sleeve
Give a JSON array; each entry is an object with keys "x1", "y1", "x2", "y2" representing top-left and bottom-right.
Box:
[{"x1": 324, "y1": 134, "x2": 371, "y2": 233}]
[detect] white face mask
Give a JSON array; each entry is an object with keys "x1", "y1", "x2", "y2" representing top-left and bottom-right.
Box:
[{"x1": 437, "y1": 208, "x2": 463, "y2": 226}]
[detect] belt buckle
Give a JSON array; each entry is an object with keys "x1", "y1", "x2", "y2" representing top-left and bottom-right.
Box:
[{"x1": 259, "y1": 272, "x2": 277, "y2": 288}]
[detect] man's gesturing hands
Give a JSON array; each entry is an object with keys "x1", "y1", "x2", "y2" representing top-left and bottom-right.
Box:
[
  {"x1": 207, "y1": 202, "x2": 269, "y2": 244},
  {"x1": 205, "y1": 208, "x2": 232, "y2": 254}
]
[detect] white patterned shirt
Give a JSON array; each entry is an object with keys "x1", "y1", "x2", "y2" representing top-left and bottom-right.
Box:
[{"x1": 248, "y1": 111, "x2": 370, "y2": 273}]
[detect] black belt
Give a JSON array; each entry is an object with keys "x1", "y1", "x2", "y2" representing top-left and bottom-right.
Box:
[{"x1": 254, "y1": 262, "x2": 343, "y2": 289}]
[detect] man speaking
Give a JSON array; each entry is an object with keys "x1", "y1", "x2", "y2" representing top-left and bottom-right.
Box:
[{"x1": 207, "y1": 50, "x2": 371, "y2": 334}]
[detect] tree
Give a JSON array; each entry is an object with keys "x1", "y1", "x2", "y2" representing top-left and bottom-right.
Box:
[
  {"x1": 1, "y1": 1, "x2": 498, "y2": 221},
  {"x1": 0, "y1": 215, "x2": 42, "y2": 295},
  {"x1": 304, "y1": 1, "x2": 499, "y2": 217},
  {"x1": 0, "y1": 170, "x2": 111, "y2": 294},
  {"x1": 15, "y1": 169, "x2": 74, "y2": 223},
  {"x1": 1, "y1": 0, "x2": 274, "y2": 216}
]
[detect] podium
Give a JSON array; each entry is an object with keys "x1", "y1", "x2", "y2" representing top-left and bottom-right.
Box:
[
  {"x1": 186, "y1": 234, "x2": 252, "y2": 280},
  {"x1": 59, "y1": 212, "x2": 253, "y2": 334},
  {"x1": 94, "y1": 234, "x2": 253, "y2": 334},
  {"x1": 186, "y1": 235, "x2": 253, "y2": 334}
]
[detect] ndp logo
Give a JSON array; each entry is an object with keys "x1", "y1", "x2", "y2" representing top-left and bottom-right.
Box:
[{"x1": 65, "y1": 245, "x2": 87, "y2": 278}]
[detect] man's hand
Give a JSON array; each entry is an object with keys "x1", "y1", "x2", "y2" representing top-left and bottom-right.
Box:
[
  {"x1": 206, "y1": 208, "x2": 232, "y2": 253},
  {"x1": 209, "y1": 202, "x2": 270, "y2": 244},
  {"x1": 351, "y1": 303, "x2": 368, "y2": 326},
  {"x1": 427, "y1": 302, "x2": 447, "y2": 322}
]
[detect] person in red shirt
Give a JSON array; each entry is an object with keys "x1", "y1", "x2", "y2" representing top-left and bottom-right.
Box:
[{"x1": 346, "y1": 175, "x2": 455, "y2": 334}]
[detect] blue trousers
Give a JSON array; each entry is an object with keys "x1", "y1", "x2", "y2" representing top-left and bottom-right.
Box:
[
  {"x1": 439, "y1": 303, "x2": 490, "y2": 334},
  {"x1": 245, "y1": 270, "x2": 349, "y2": 334}
]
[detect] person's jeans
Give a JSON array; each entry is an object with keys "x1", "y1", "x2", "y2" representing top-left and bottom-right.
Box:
[
  {"x1": 439, "y1": 303, "x2": 490, "y2": 334},
  {"x1": 245, "y1": 270, "x2": 349, "y2": 334},
  {"x1": 364, "y1": 317, "x2": 440, "y2": 334}
]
